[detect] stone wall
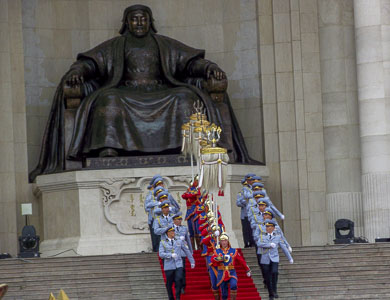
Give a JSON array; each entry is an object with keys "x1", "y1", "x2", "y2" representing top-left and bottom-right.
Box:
[{"x1": 258, "y1": 0, "x2": 329, "y2": 246}]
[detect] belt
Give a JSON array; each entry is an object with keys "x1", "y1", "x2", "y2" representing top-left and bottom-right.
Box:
[
  {"x1": 124, "y1": 79, "x2": 163, "y2": 86},
  {"x1": 218, "y1": 265, "x2": 235, "y2": 271}
]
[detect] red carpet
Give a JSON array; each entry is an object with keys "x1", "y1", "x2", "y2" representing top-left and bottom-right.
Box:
[{"x1": 158, "y1": 249, "x2": 261, "y2": 299}]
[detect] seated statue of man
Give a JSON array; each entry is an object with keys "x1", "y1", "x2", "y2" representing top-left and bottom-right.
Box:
[{"x1": 29, "y1": 4, "x2": 257, "y2": 182}]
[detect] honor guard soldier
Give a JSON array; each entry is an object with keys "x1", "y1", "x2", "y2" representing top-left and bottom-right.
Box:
[
  {"x1": 261, "y1": 208, "x2": 292, "y2": 253},
  {"x1": 257, "y1": 220, "x2": 293, "y2": 300},
  {"x1": 144, "y1": 183, "x2": 155, "y2": 249},
  {"x1": 159, "y1": 226, "x2": 195, "y2": 300},
  {"x1": 211, "y1": 233, "x2": 251, "y2": 300},
  {"x1": 153, "y1": 197, "x2": 174, "y2": 237},
  {"x1": 236, "y1": 178, "x2": 255, "y2": 247},
  {"x1": 248, "y1": 191, "x2": 266, "y2": 230},
  {"x1": 252, "y1": 182, "x2": 284, "y2": 220},
  {"x1": 144, "y1": 175, "x2": 163, "y2": 251},
  {"x1": 146, "y1": 186, "x2": 176, "y2": 251},
  {"x1": 182, "y1": 185, "x2": 201, "y2": 250},
  {"x1": 151, "y1": 176, "x2": 181, "y2": 212},
  {"x1": 252, "y1": 208, "x2": 292, "y2": 287},
  {"x1": 152, "y1": 186, "x2": 180, "y2": 216},
  {"x1": 199, "y1": 217, "x2": 220, "y2": 298},
  {"x1": 172, "y1": 212, "x2": 192, "y2": 294}
]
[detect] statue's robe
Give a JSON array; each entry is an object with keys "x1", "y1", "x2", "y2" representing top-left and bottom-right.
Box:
[{"x1": 29, "y1": 33, "x2": 257, "y2": 182}]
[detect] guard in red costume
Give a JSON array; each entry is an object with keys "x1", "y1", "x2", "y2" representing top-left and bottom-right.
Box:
[
  {"x1": 211, "y1": 233, "x2": 251, "y2": 300},
  {"x1": 181, "y1": 179, "x2": 201, "y2": 250}
]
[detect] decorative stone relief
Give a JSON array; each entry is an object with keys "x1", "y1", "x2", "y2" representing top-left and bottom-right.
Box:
[{"x1": 100, "y1": 176, "x2": 190, "y2": 235}]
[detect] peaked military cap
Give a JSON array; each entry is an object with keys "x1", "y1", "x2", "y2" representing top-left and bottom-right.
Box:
[
  {"x1": 265, "y1": 219, "x2": 277, "y2": 227},
  {"x1": 173, "y1": 212, "x2": 183, "y2": 220},
  {"x1": 158, "y1": 195, "x2": 170, "y2": 205}
]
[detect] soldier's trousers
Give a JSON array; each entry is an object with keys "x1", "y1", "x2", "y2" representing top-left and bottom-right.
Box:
[
  {"x1": 241, "y1": 217, "x2": 255, "y2": 247},
  {"x1": 165, "y1": 267, "x2": 184, "y2": 300},
  {"x1": 181, "y1": 257, "x2": 187, "y2": 289},
  {"x1": 220, "y1": 278, "x2": 237, "y2": 300},
  {"x1": 261, "y1": 261, "x2": 279, "y2": 297},
  {"x1": 150, "y1": 220, "x2": 161, "y2": 252},
  {"x1": 255, "y1": 250, "x2": 266, "y2": 284}
]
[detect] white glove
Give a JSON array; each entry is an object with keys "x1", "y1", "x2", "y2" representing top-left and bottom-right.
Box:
[
  {"x1": 191, "y1": 263, "x2": 195, "y2": 269},
  {"x1": 169, "y1": 207, "x2": 173, "y2": 211},
  {"x1": 171, "y1": 253, "x2": 177, "y2": 259},
  {"x1": 289, "y1": 259, "x2": 294, "y2": 264},
  {"x1": 270, "y1": 243, "x2": 276, "y2": 248},
  {"x1": 224, "y1": 254, "x2": 231, "y2": 261},
  {"x1": 288, "y1": 246, "x2": 293, "y2": 253},
  {"x1": 246, "y1": 271, "x2": 251, "y2": 277},
  {"x1": 214, "y1": 230, "x2": 220, "y2": 237},
  {"x1": 180, "y1": 236, "x2": 185, "y2": 241},
  {"x1": 281, "y1": 214, "x2": 285, "y2": 220}
]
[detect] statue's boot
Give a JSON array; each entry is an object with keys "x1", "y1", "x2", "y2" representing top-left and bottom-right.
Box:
[
  {"x1": 230, "y1": 290, "x2": 237, "y2": 300},
  {"x1": 212, "y1": 290, "x2": 220, "y2": 300},
  {"x1": 99, "y1": 148, "x2": 118, "y2": 157}
]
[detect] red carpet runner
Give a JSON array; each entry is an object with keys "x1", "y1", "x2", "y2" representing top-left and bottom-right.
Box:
[{"x1": 158, "y1": 249, "x2": 261, "y2": 299}]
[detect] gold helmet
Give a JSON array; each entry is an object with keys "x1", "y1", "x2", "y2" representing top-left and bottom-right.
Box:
[{"x1": 219, "y1": 232, "x2": 229, "y2": 241}]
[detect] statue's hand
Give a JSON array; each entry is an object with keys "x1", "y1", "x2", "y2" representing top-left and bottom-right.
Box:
[
  {"x1": 64, "y1": 70, "x2": 84, "y2": 87},
  {"x1": 207, "y1": 64, "x2": 226, "y2": 81}
]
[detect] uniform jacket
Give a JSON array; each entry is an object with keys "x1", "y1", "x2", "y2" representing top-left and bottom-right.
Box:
[
  {"x1": 236, "y1": 186, "x2": 252, "y2": 219},
  {"x1": 146, "y1": 195, "x2": 180, "y2": 218},
  {"x1": 257, "y1": 232, "x2": 292, "y2": 264},
  {"x1": 144, "y1": 190, "x2": 154, "y2": 224},
  {"x1": 153, "y1": 213, "x2": 174, "y2": 236},
  {"x1": 174, "y1": 224, "x2": 193, "y2": 253},
  {"x1": 159, "y1": 238, "x2": 195, "y2": 271}
]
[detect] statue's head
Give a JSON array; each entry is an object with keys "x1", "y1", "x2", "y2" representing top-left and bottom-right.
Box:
[{"x1": 119, "y1": 4, "x2": 157, "y2": 37}]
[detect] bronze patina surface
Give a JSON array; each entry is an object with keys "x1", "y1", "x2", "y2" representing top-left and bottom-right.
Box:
[{"x1": 29, "y1": 5, "x2": 258, "y2": 182}]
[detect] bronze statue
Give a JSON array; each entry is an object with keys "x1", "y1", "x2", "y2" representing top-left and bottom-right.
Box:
[{"x1": 29, "y1": 5, "x2": 258, "y2": 182}]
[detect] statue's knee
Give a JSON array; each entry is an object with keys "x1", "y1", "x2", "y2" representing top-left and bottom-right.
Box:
[{"x1": 97, "y1": 93, "x2": 122, "y2": 108}]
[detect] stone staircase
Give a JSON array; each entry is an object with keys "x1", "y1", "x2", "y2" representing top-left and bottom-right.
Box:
[
  {"x1": 2, "y1": 243, "x2": 390, "y2": 300},
  {"x1": 242, "y1": 242, "x2": 390, "y2": 300},
  {"x1": 0, "y1": 252, "x2": 167, "y2": 300}
]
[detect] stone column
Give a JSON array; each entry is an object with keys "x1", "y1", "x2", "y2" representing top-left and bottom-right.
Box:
[
  {"x1": 0, "y1": 0, "x2": 28, "y2": 255},
  {"x1": 318, "y1": 0, "x2": 363, "y2": 243},
  {"x1": 354, "y1": 0, "x2": 390, "y2": 242}
]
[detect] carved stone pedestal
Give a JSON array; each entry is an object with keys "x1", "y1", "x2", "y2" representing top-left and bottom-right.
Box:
[{"x1": 34, "y1": 165, "x2": 268, "y2": 257}]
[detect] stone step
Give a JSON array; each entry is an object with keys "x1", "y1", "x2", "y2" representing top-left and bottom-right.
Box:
[
  {"x1": 244, "y1": 243, "x2": 390, "y2": 299},
  {"x1": 0, "y1": 253, "x2": 168, "y2": 300}
]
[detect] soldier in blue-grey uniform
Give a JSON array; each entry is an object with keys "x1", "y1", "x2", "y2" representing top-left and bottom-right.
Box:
[
  {"x1": 146, "y1": 185, "x2": 177, "y2": 251},
  {"x1": 159, "y1": 226, "x2": 195, "y2": 300},
  {"x1": 153, "y1": 197, "x2": 174, "y2": 237},
  {"x1": 172, "y1": 212, "x2": 192, "y2": 294},
  {"x1": 150, "y1": 176, "x2": 181, "y2": 212},
  {"x1": 251, "y1": 182, "x2": 284, "y2": 220},
  {"x1": 257, "y1": 219, "x2": 293, "y2": 300},
  {"x1": 236, "y1": 177, "x2": 255, "y2": 247},
  {"x1": 248, "y1": 192, "x2": 266, "y2": 230},
  {"x1": 259, "y1": 208, "x2": 292, "y2": 253},
  {"x1": 145, "y1": 175, "x2": 179, "y2": 252},
  {"x1": 144, "y1": 183, "x2": 155, "y2": 249},
  {"x1": 252, "y1": 207, "x2": 291, "y2": 285},
  {"x1": 150, "y1": 186, "x2": 180, "y2": 216}
]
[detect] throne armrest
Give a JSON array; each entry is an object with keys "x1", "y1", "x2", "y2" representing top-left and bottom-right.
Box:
[
  {"x1": 202, "y1": 77, "x2": 228, "y2": 103},
  {"x1": 63, "y1": 84, "x2": 83, "y2": 109}
]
